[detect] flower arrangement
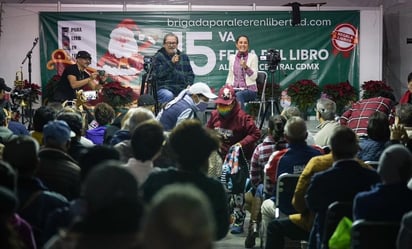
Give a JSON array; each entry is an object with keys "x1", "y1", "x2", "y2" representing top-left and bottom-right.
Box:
[
  {"x1": 322, "y1": 81, "x2": 358, "y2": 114},
  {"x1": 361, "y1": 80, "x2": 393, "y2": 99},
  {"x1": 286, "y1": 79, "x2": 321, "y2": 113},
  {"x1": 101, "y1": 81, "x2": 137, "y2": 108},
  {"x1": 12, "y1": 79, "x2": 42, "y2": 104}
]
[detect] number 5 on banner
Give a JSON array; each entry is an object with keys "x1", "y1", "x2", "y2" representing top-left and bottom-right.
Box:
[{"x1": 185, "y1": 32, "x2": 216, "y2": 75}]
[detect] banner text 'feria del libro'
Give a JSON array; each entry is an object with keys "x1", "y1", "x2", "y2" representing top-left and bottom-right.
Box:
[{"x1": 39, "y1": 11, "x2": 359, "y2": 93}]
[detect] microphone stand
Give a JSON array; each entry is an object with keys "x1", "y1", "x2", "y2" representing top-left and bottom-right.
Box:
[{"x1": 21, "y1": 37, "x2": 39, "y2": 130}]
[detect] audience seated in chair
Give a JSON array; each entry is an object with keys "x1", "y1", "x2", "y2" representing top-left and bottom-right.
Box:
[
  {"x1": 305, "y1": 126, "x2": 380, "y2": 249},
  {"x1": 0, "y1": 161, "x2": 36, "y2": 249},
  {"x1": 44, "y1": 161, "x2": 144, "y2": 249},
  {"x1": 123, "y1": 119, "x2": 164, "y2": 186},
  {"x1": 85, "y1": 102, "x2": 115, "y2": 145},
  {"x1": 30, "y1": 106, "x2": 56, "y2": 146},
  {"x1": 3, "y1": 136, "x2": 68, "y2": 248},
  {"x1": 142, "y1": 119, "x2": 230, "y2": 240},
  {"x1": 36, "y1": 120, "x2": 81, "y2": 201},
  {"x1": 313, "y1": 98, "x2": 340, "y2": 147},
  {"x1": 262, "y1": 116, "x2": 323, "y2": 249},
  {"x1": 397, "y1": 178, "x2": 412, "y2": 249},
  {"x1": 354, "y1": 144, "x2": 412, "y2": 221},
  {"x1": 141, "y1": 183, "x2": 216, "y2": 249},
  {"x1": 357, "y1": 111, "x2": 390, "y2": 162},
  {"x1": 245, "y1": 114, "x2": 287, "y2": 248}
]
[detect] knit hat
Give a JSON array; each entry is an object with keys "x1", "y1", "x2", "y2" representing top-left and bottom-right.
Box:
[{"x1": 76, "y1": 51, "x2": 92, "y2": 60}]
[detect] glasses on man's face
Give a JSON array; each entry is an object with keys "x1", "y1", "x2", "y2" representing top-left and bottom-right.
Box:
[{"x1": 165, "y1": 41, "x2": 177, "y2": 46}]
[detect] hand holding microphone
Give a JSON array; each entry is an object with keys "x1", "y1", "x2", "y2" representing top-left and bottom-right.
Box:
[
  {"x1": 240, "y1": 53, "x2": 248, "y2": 70},
  {"x1": 172, "y1": 49, "x2": 180, "y2": 64}
]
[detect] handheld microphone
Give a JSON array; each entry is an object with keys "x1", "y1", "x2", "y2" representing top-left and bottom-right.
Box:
[{"x1": 174, "y1": 49, "x2": 180, "y2": 55}]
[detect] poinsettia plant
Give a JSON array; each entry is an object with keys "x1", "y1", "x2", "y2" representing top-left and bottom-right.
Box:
[
  {"x1": 361, "y1": 80, "x2": 393, "y2": 99},
  {"x1": 12, "y1": 79, "x2": 42, "y2": 104},
  {"x1": 322, "y1": 81, "x2": 358, "y2": 114},
  {"x1": 101, "y1": 81, "x2": 137, "y2": 108},
  {"x1": 286, "y1": 79, "x2": 321, "y2": 113}
]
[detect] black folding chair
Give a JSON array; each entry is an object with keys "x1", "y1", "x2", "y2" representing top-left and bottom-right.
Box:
[
  {"x1": 321, "y1": 201, "x2": 353, "y2": 249},
  {"x1": 351, "y1": 219, "x2": 400, "y2": 249}
]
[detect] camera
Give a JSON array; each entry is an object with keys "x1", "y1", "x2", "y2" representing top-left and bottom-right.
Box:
[
  {"x1": 143, "y1": 56, "x2": 153, "y2": 71},
  {"x1": 260, "y1": 49, "x2": 281, "y2": 71}
]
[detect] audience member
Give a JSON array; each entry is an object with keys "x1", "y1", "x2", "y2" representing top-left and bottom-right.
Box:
[
  {"x1": 245, "y1": 114, "x2": 287, "y2": 247},
  {"x1": 31, "y1": 106, "x2": 56, "y2": 146},
  {"x1": 207, "y1": 84, "x2": 260, "y2": 161},
  {"x1": 0, "y1": 161, "x2": 36, "y2": 249},
  {"x1": 138, "y1": 93, "x2": 156, "y2": 113},
  {"x1": 124, "y1": 119, "x2": 164, "y2": 186},
  {"x1": 141, "y1": 183, "x2": 216, "y2": 249},
  {"x1": 339, "y1": 90, "x2": 396, "y2": 136},
  {"x1": 357, "y1": 111, "x2": 391, "y2": 162},
  {"x1": 0, "y1": 108, "x2": 16, "y2": 144},
  {"x1": 36, "y1": 120, "x2": 80, "y2": 200},
  {"x1": 395, "y1": 103, "x2": 412, "y2": 138},
  {"x1": 0, "y1": 186, "x2": 23, "y2": 249},
  {"x1": 56, "y1": 110, "x2": 91, "y2": 162},
  {"x1": 399, "y1": 72, "x2": 412, "y2": 104},
  {"x1": 113, "y1": 107, "x2": 156, "y2": 162},
  {"x1": 397, "y1": 178, "x2": 412, "y2": 249},
  {"x1": 152, "y1": 33, "x2": 195, "y2": 103},
  {"x1": 262, "y1": 117, "x2": 322, "y2": 249},
  {"x1": 44, "y1": 161, "x2": 144, "y2": 249},
  {"x1": 157, "y1": 82, "x2": 217, "y2": 131},
  {"x1": 313, "y1": 98, "x2": 340, "y2": 147},
  {"x1": 305, "y1": 126, "x2": 380, "y2": 249},
  {"x1": 142, "y1": 119, "x2": 230, "y2": 240},
  {"x1": 206, "y1": 84, "x2": 260, "y2": 234},
  {"x1": 225, "y1": 35, "x2": 259, "y2": 110},
  {"x1": 43, "y1": 145, "x2": 121, "y2": 243},
  {"x1": 281, "y1": 106, "x2": 316, "y2": 145},
  {"x1": 3, "y1": 136, "x2": 68, "y2": 247},
  {"x1": 354, "y1": 144, "x2": 412, "y2": 221},
  {"x1": 86, "y1": 102, "x2": 115, "y2": 144},
  {"x1": 0, "y1": 77, "x2": 12, "y2": 110}
]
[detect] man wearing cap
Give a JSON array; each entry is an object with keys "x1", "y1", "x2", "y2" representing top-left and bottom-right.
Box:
[
  {"x1": 206, "y1": 84, "x2": 261, "y2": 234},
  {"x1": 0, "y1": 77, "x2": 12, "y2": 110},
  {"x1": 156, "y1": 82, "x2": 217, "y2": 131},
  {"x1": 53, "y1": 51, "x2": 104, "y2": 102},
  {"x1": 35, "y1": 120, "x2": 81, "y2": 201}
]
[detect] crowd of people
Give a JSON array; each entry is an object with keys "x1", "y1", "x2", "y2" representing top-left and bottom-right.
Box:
[{"x1": 2, "y1": 33, "x2": 412, "y2": 249}]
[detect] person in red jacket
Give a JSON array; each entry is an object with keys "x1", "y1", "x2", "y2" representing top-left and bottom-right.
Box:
[
  {"x1": 206, "y1": 84, "x2": 261, "y2": 235},
  {"x1": 400, "y1": 72, "x2": 412, "y2": 104}
]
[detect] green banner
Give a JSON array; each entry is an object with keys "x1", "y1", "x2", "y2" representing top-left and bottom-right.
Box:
[{"x1": 40, "y1": 11, "x2": 359, "y2": 93}]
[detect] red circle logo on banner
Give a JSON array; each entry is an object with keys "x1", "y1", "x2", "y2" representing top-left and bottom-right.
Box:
[{"x1": 331, "y1": 23, "x2": 358, "y2": 57}]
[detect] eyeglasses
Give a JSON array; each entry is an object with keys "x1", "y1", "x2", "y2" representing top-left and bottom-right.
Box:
[{"x1": 165, "y1": 42, "x2": 177, "y2": 46}]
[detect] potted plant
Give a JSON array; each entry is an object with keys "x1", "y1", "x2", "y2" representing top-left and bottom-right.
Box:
[
  {"x1": 101, "y1": 81, "x2": 137, "y2": 110},
  {"x1": 322, "y1": 81, "x2": 358, "y2": 115},
  {"x1": 361, "y1": 80, "x2": 393, "y2": 99},
  {"x1": 286, "y1": 79, "x2": 321, "y2": 118}
]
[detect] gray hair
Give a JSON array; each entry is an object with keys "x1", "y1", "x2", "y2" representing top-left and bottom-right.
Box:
[
  {"x1": 121, "y1": 107, "x2": 155, "y2": 131},
  {"x1": 284, "y1": 116, "x2": 307, "y2": 142},
  {"x1": 316, "y1": 98, "x2": 336, "y2": 121}
]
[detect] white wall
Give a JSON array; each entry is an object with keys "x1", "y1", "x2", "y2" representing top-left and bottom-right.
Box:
[{"x1": 0, "y1": 3, "x2": 382, "y2": 98}]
